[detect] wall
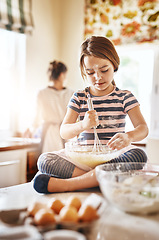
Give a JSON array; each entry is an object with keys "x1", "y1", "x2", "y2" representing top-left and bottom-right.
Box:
[
  {"x1": 6, "y1": 0, "x2": 85, "y2": 184},
  {"x1": 26, "y1": 0, "x2": 85, "y2": 121},
  {"x1": 59, "y1": 0, "x2": 85, "y2": 90},
  {"x1": 25, "y1": 0, "x2": 62, "y2": 121}
]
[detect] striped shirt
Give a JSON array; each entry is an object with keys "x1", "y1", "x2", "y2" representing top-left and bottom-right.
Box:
[{"x1": 68, "y1": 86, "x2": 139, "y2": 145}]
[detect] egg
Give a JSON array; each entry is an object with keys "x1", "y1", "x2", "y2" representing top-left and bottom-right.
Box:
[
  {"x1": 48, "y1": 198, "x2": 64, "y2": 214},
  {"x1": 34, "y1": 208, "x2": 55, "y2": 226},
  {"x1": 67, "y1": 196, "x2": 82, "y2": 211},
  {"x1": 27, "y1": 201, "x2": 46, "y2": 217},
  {"x1": 78, "y1": 205, "x2": 99, "y2": 222},
  {"x1": 59, "y1": 205, "x2": 78, "y2": 223}
]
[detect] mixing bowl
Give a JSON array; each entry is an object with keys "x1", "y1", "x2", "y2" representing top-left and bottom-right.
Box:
[
  {"x1": 65, "y1": 141, "x2": 121, "y2": 170},
  {"x1": 96, "y1": 162, "x2": 159, "y2": 214}
]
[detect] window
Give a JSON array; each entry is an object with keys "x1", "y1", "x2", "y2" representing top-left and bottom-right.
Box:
[
  {"x1": 0, "y1": 29, "x2": 26, "y2": 140},
  {"x1": 115, "y1": 44, "x2": 155, "y2": 135}
]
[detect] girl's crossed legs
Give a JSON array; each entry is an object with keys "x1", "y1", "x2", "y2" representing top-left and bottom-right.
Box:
[{"x1": 33, "y1": 148, "x2": 147, "y2": 194}]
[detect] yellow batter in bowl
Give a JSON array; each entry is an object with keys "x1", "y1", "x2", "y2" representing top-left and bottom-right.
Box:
[{"x1": 65, "y1": 142, "x2": 121, "y2": 169}]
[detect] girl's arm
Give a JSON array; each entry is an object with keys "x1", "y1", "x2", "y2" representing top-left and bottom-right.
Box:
[
  {"x1": 60, "y1": 108, "x2": 99, "y2": 139},
  {"x1": 126, "y1": 105, "x2": 149, "y2": 142},
  {"x1": 108, "y1": 106, "x2": 149, "y2": 150},
  {"x1": 60, "y1": 108, "x2": 83, "y2": 139}
]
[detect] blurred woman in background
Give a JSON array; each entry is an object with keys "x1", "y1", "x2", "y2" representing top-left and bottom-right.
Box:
[{"x1": 24, "y1": 60, "x2": 74, "y2": 153}]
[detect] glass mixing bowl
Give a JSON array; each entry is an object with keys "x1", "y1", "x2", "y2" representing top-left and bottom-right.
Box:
[
  {"x1": 96, "y1": 162, "x2": 159, "y2": 214},
  {"x1": 65, "y1": 141, "x2": 121, "y2": 169}
]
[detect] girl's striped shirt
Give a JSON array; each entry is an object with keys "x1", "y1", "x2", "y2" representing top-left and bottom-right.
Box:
[{"x1": 68, "y1": 86, "x2": 139, "y2": 145}]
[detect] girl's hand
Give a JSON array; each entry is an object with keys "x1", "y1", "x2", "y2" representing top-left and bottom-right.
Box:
[
  {"x1": 81, "y1": 110, "x2": 99, "y2": 130},
  {"x1": 107, "y1": 133, "x2": 132, "y2": 150}
]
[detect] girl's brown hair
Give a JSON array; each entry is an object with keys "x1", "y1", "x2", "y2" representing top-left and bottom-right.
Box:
[
  {"x1": 48, "y1": 60, "x2": 67, "y2": 81},
  {"x1": 80, "y1": 36, "x2": 120, "y2": 84}
]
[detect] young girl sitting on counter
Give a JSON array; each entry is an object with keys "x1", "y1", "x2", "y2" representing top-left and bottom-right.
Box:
[{"x1": 33, "y1": 36, "x2": 148, "y2": 194}]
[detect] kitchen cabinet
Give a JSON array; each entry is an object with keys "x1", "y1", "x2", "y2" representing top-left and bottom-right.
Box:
[
  {"x1": 0, "y1": 138, "x2": 40, "y2": 188},
  {"x1": 27, "y1": 150, "x2": 40, "y2": 182}
]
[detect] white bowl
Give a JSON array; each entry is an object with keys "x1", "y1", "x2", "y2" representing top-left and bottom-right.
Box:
[
  {"x1": 44, "y1": 229, "x2": 86, "y2": 240},
  {"x1": 96, "y1": 162, "x2": 159, "y2": 214}
]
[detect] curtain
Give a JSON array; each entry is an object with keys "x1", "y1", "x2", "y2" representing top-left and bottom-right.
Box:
[
  {"x1": 84, "y1": 0, "x2": 159, "y2": 45},
  {"x1": 0, "y1": 0, "x2": 34, "y2": 34}
]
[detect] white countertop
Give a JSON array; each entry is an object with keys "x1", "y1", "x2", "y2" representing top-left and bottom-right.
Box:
[{"x1": 0, "y1": 183, "x2": 159, "y2": 240}]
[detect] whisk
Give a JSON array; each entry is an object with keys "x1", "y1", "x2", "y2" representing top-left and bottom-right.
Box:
[{"x1": 87, "y1": 93, "x2": 103, "y2": 153}]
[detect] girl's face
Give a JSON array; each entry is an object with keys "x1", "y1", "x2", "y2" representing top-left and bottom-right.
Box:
[{"x1": 84, "y1": 56, "x2": 115, "y2": 96}]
